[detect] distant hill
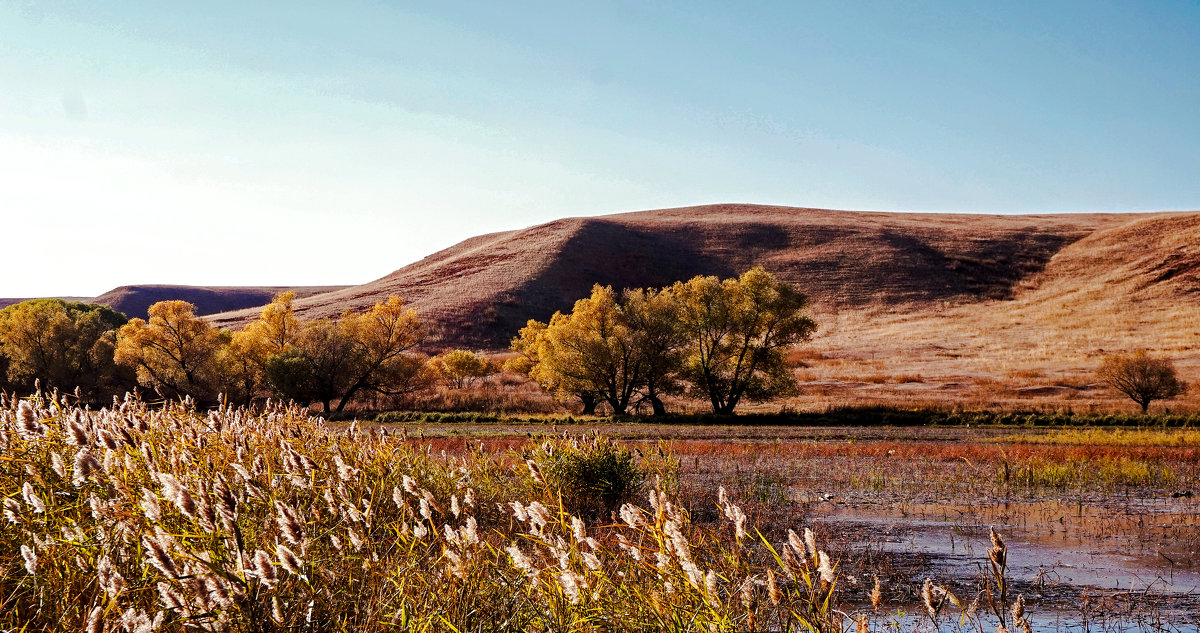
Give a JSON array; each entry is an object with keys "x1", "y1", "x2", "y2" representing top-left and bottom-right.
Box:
[
  {"x1": 1, "y1": 285, "x2": 349, "y2": 320},
  {"x1": 0, "y1": 297, "x2": 91, "y2": 310},
  {"x1": 210, "y1": 204, "x2": 1196, "y2": 350},
  {"x1": 92, "y1": 285, "x2": 351, "y2": 320}
]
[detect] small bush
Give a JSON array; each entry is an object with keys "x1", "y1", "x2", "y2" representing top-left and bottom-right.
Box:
[{"x1": 528, "y1": 435, "x2": 643, "y2": 518}]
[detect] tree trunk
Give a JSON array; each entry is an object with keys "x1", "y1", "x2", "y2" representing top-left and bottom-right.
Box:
[
  {"x1": 1140, "y1": 400, "x2": 1150, "y2": 414},
  {"x1": 608, "y1": 392, "x2": 631, "y2": 416},
  {"x1": 649, "y1": 394, "x2": 666, "y2": 416},
  {"x1": 709, "y1": 392, "x2": 724, "y2": 415},
  {"x1": 580, "y1": 393, "x2": 598, "y2": 416}
]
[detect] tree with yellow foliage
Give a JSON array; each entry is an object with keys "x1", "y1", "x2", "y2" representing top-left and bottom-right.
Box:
[
  {"x1": 432, "y1": 349, "x2": 495, "y2": 389},
  {"x1": 114, "y1": 300, "x2": 230, "y2": 405},
  {"x1": 258, "y1": 296, "x2": 428, "y2": 414},
  {"x1": 226, "y1": 292, "x2": 303, "y2": 401},
  {"x1": 672, "y1": 267, "x2": 816, "y2": 414},
  {"x1": 622, "y1": 286, "x2": 686, "y2": 415},
  {"x1": 0, "y1": 299, "x2": 131, "y2": 402},
  {"x1": 509, "y1": 286, "x2": 651, "y2": 415},
  {"x1": 540, "y1": 285, "x2": 648, "y2": 415},
  {"x1": 334, "y1": 296, "x2": 427, "y2": 411},
  {"x1": 507, "y1": 319, "x2": 599, "y2": 415}
]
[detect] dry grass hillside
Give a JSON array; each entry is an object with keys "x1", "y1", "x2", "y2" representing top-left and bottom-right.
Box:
[
  {"x1": 210, "y1": 204, "x2": 1125, "y2": 337},
  {"x1": 208, "y1": 204, "x2": 1200, "y2": 410},
  {"x1": 807, "y1": 212, "x2": 1200, "y2": 410}
]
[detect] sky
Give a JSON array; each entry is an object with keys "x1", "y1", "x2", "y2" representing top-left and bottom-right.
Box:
[{"x1": 2, "y1": 1, "x2": 1199, "y2": 297}]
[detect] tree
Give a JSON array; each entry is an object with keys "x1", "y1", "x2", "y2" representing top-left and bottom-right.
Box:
[
  {"x1": 672, "y1": 267, "x2": 816, "y2": 414},
  {"x1": 622, "y1": 287, "x2": 686, "y2": 415},
  {"x1": 114, "y1": 300, "x2": 230, "y2": 405},
  {"x1": 263, "y1": 348, "x2": 321, "y2": 408},
  {"x1": 433, "y1": 350, "x2": 495, "y2": 389},
  {"x1": 335, "y1": 296, "x2": 427, "y2": 411},
  {"x1": 529, "y1": 285, "x2": 646, "y2": 415},
  {"x1": 506, "y1": 319, "x2": 600, "y2": 415},
  {"x1": 1097, "y1": 351, "x2": 1187, "y2": 413},
  {"x1": 262, "y1": 297, "x2": 428, "y2": 414},
  {"x1": 267, "y1": 318, "x2": 356, "y2": 413},
  {"x1": 227, "y1": 292, "x2": 303, "y2": 403},
  {"x1": 0, "y1": 299, "x2": 131, "y2": 402}
]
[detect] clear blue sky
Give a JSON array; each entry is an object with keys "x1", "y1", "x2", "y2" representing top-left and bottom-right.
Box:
[{"x1": 2, "y1": 1, "x2": 1198, "y2": 296}]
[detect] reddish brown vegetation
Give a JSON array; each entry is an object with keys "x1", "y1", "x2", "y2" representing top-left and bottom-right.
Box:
[{"x1": 656, "y1": 439, "x2": 1200, "y2": 464}]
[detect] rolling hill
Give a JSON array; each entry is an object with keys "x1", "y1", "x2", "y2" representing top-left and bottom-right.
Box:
[
  {"x1": 208, "y1": 203, "x2": 1200, "y2": 355},
  {"x1": 12, "y1": 203, "x2": 1199, "y2": 409}
]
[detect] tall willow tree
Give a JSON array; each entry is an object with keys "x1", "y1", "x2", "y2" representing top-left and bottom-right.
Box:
[
  {"x1": 622, "y1": 286, "x2": 686, "y2": 415},
  {"x1": 255, "y1": 296, "x2": 429, "y2": 414},
  {"x1": 507, "y1": 319, "x2": 600, "y2": 415},
  {"x1": 672, "y1": 267, "x2": 816, "y2": 415},
  {"x1": 114, "y1": 300, "x2": 230, "y2": 405},
  {"x1": 227, "y1": 291, "x2": 303, "y2": 401},
  {"x1": 533, "y1": 285, "x2": 646, "y2": 415}
]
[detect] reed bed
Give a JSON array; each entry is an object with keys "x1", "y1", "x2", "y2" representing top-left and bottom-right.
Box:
[{"x1": 0, "y1": 392, "x2": 1047, "y2": 633}]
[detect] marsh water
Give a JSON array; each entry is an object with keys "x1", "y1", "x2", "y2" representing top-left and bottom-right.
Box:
[
  {"x1": 373, "y1": 421, "x2": 1200, "y2": 630},
  {"x1": 818, "y1": 494, "x2": 1200, "y2": 631}
]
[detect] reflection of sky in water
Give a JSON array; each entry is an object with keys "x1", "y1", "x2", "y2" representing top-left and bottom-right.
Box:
[{"x1": 816, "y1": 496, "x2": 1200, "y2": 629}]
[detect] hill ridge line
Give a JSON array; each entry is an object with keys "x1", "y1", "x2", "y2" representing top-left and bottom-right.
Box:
[{"x1": 204, "y1": 204, "x2": 1199, "y2": 350}]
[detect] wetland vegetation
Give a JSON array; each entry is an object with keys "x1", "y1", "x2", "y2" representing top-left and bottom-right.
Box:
[{"x1": 3, "y1": 391, "x2": 1196, "y2": 631}]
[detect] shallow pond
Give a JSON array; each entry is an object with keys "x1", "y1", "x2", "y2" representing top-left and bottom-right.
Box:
[{"x1": 817, "y1": 495, "x2": 1200, "y2": 631}]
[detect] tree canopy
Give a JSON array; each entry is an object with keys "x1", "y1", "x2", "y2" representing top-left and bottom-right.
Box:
[
  {"x1": 508, "y1": 267, "x2": 815, "y2": 415},
  {"x1": 1097, "y1": 350, "x2": 1187, "y2": 413},
  {"x1": 252, "y1": 295, "x2": 429, "y2": 413},
  {"x1": 507, "y1": 319, "x2": 600, "y2": 415},
  {"x1": 114, "y1": 300, "x2": 230, "y2": 405},
  {"x1": 106, "y1": 294, "x2": 430, "y2": 413},
  {"x1": 534, "y1": 285, "x2": 646, "y2": 415},
  {"x1": 0, "y1": 299, "x2": 131, "y2": 402},
  {"x1": 433, "y1": 349, "x2": 495, "y2": 389},
  {"x1": 673, "y1": 267, "x2": 816, "y2": 415}
]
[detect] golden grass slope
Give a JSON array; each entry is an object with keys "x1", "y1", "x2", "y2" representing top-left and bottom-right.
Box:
[
  {"x1": 209, "y1": 204, "x2": 1200, "y2": 407},
  {"x1": 808, "y1": 211, "x2": 1200, "y2": 406},
  {"x1": 210, "y1": 205, "x2": 1130, "y2": 337}
]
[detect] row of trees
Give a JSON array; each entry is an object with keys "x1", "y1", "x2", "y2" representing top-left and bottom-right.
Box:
[
  {"x1": 114, "y1": 294, "x2": 432, "y2": 413},
  {"x1": 0, "y1": 294, "x2": 496, "y2": 413},
  {"x1": 0, "y1": 269, "x2": 1188, "y2": 415},
  {"x1": 506, "y1": 267, "x2": 818, "y2": 415},
  {"x1": 0, "y1": 299, "x2": 132, "y2": 401}
]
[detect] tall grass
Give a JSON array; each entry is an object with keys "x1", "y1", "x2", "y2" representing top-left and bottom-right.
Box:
[{"x1": 2, "y1": 392, "x2": 944, "y2": 632}]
